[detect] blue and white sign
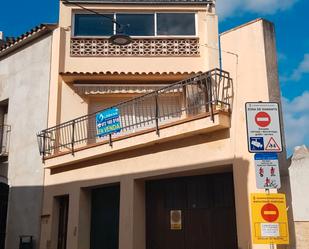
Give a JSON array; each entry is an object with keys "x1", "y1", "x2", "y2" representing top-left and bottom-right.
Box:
[
  {"x1": 250, "y1": 137, "x2": 265, "y2": 151},
  {"x1": 246, "y1": 102, "x2": 283, "y2": 153},
  {"x1": 254, "y1": 153, "x2": 281, "y2": 189},
  {"x1": 96, "y1": 107, "x2": 121, "y2": 137}
]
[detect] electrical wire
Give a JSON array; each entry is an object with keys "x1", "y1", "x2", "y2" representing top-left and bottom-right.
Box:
[{"x1": 61, "y1": 0, "x2": 125, "y2": 30}]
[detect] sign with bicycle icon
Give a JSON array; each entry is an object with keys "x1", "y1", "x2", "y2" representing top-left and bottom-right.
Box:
[{"x1": 254, "y1": 153, "x2": 281, "y2": 189}]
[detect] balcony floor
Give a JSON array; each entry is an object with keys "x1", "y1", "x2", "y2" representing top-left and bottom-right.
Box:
[{"x1": 44, "y1": 110, "x2": 230, "y2": 169}]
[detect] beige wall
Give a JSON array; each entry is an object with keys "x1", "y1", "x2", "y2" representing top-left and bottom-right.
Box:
[
  {"x1": 47, "y1": 2, "x2": 221, "y2": 126},
  {"x1": 60, "y1": 82, "x2": 88, "y2": 123},
  {"x1": 294, "y1": 222, "x2": 309, "y2": 249},
  {"x1": 220, "y1": 19, "x2": 292, "y2": 249},
  {"x1": 58, "y1": 3, "x2": 219, "y2": 74},
  {"x1": 220, "y1": 18, "x2": 284, "y2": 249},
  {"x1": 40, "y1": 15, "x2": 287, "y2": 249}
]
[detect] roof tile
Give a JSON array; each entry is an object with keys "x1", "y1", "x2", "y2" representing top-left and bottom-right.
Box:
[{"x1": 64, "y1": 0, "x2": 214, "y2": 5}]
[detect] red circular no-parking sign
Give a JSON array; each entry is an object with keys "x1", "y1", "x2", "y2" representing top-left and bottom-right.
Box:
[
  {"x1": 255, "y1": 112, "x2": 271, "y2": 127},
  {"x1": 261, "y1": 203, "x2": 279, "y2": 222}
]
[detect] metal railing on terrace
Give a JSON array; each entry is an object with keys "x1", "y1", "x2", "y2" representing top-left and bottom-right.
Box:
[{"x1": 37, "y1": 68, "x2": 232, "y2": 160}]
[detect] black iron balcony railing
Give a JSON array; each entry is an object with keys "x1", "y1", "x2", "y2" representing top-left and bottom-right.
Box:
[
  {"x1": 0, "y1": 125, "x2": 11, "y2": 157},
  {"x1": 37, "y1": 68, "x2": 232, "y2": 161}
]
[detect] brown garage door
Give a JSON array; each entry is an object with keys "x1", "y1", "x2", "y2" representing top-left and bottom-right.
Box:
[{"x1": 146, "y1": 173, "x2": 238, "y2": 249}]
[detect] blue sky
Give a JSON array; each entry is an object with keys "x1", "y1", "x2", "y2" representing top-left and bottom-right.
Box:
[
  {"x1": 0, "y1": 0, "x2": 308, "y2": 155},
  {"x1": 217, "y1": 0, "x2": 309, "y2": 156}
]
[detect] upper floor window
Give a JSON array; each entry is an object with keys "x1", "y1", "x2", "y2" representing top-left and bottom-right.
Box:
[
  {"x1": 117, "y1": 14, "x2": 154, "y2": 36},
  {"x1": 74, "y1": 14, "x2": 114, "y2": 36},
  {"x1": 73, "y1": 13, "x2": 196, "y2": 37},
  {"x1": 157, "y1": 13, "x2": 195, "y2": 36}
]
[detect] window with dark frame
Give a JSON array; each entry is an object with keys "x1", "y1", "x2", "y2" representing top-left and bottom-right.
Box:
[
  {"x1": 73, "y1": 13, "x2": 196, "y2": 37},
  {"x1": 157, "y1": 13, "x2": 196, "y2": 36},
  {"x1": 116, "y1": 14, "x2": 155, "y2": 36},
  {"x1": 74, "y1": 14, "x2": 114, "y2": 36}
]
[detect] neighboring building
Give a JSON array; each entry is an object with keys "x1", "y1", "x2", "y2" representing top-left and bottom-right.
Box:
[
  {"x1": 289, "y1": 145, "x2": 309, "y2": 249},
  {"x1": 0, "y1": 24, "x2": 57, "y2": 249},
  {"x1": 33, "y1": 1, "x2": 288, "y2": 249}
]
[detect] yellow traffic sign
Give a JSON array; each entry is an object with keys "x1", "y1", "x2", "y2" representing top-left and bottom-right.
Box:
[{"x1": 251, "y1": 193, "x2": 289, "y2": 244}]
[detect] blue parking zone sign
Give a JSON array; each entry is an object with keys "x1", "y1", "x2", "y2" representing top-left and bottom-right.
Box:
[{"x1": 250, "y1": 137, "x2": 264, "y2": 151}]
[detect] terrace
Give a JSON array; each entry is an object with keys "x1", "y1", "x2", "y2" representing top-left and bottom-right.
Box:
[{"x1": 37, "y1": 68, "x2": 232, "y2": 167}]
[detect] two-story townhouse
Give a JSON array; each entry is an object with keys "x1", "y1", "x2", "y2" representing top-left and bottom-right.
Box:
[
  {"x1": 0, "y1": 24, "x2": 57, "y2": 249},
  {"x1": 37, "y1": 1, "x2": 290, "y2": 249}
]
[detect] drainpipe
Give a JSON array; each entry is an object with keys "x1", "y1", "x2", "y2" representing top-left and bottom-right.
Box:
[
  {"x1": 212, "y1": 0, "x2": 223, "y2": 76},
  {"x1": 218, "y1": 34, "x2": 223, "y2": 78}
]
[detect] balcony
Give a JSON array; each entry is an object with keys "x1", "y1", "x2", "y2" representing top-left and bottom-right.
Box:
[
  {"x1": 0, "y1": 125, "x2": 11, "y2": 158},
  {"x1": 71, "y1": 37, "x2": 200, "y2": 57},
  {"x1": 37, "y1": 68, "x2": 232, "y2": 166}
]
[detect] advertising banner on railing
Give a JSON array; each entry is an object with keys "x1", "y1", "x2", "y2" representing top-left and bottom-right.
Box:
[{"x1": 96, "y1": 107, "x2": 121, "y2": 137}]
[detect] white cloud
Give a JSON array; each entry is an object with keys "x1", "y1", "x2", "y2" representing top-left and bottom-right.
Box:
[
  {"x1": 277, "y1": 52, "x2": 287, "y2": 62},
  {"x1": 216, "y1": 0, "x2": 299, "y2": 20},
  {"x1": 290, "y1": 53, "x2": 309, "y2": 81},
  {"x1": 282, "y1": 92, "x2": 309, "y2": 153},
  {"x1": 280, "y1": 53, "x2": 309, "y2": 82}
]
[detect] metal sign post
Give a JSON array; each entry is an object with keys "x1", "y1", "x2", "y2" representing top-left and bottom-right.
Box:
[{"x1": 246, "y1": 102, "x2": 282, "y2": 153}]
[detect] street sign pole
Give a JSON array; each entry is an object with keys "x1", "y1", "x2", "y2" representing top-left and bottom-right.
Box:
[
  {"x1": 265, "y1": 189, "x2": 273, "y2": 249},
  {"x1": 247, "y1": 102, "x2": 289, "y2": 246}
]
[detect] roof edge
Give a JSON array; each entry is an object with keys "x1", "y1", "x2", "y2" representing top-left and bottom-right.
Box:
[
  {"x1": 60, "y1": 71, "x2": 201, "y2": 75},
  {"x1": 220, "y1": 18, "x2": 269, "y2": 36},
  {"x1": 0, "y1": 24, "x2": 58, "y2": 59},
  {"x1": 62, "y1": 0, "x2": 214, "y2": 5}
]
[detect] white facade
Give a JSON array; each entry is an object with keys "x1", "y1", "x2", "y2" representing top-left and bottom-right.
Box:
[
  {"x1": 0, "y1": 28, "x2": 54, "y2": 249},
  {"x1": 289, "y1": 145, "x2": 309, "y2": 249}
]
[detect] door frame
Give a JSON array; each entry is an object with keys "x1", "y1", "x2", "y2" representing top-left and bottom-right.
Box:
[{"x1": 145, "y1": 172, "x2": 238, "y2": 249}]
